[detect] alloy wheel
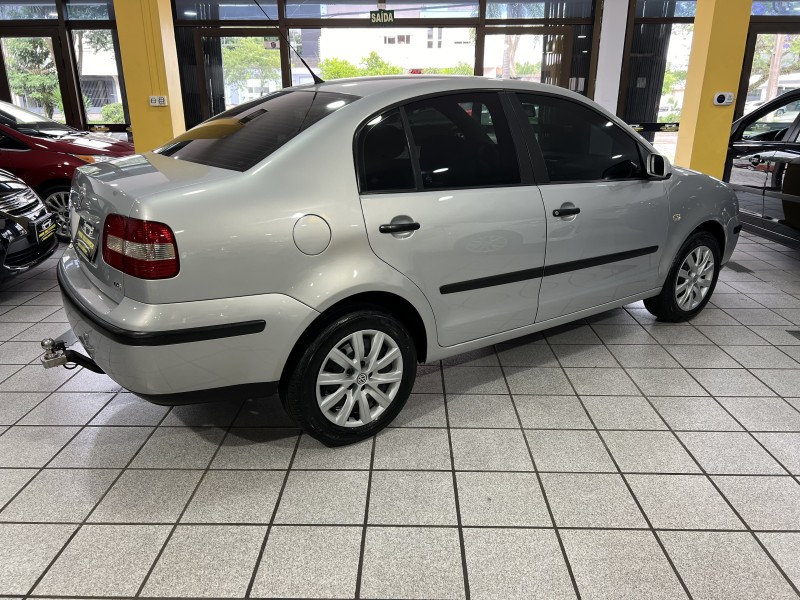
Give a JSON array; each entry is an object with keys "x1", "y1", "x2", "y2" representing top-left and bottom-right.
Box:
[
  {"x1": 675, "y1": 245, "x2": 714, "y2": 311},
  {"x1": 44, "y1": 190, "x2": 71, "y2": 239},
  {"x1": 316, "y1": 329, "x2": 403, "y2": 427}
]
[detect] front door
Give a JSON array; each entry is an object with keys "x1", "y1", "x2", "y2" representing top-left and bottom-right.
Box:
[
  {"x1": 357, "y1": 92, "x2": 547, "y2": 347},
  {"x1": 512, "y1": 93, "x2": 670, "y2": 322}
]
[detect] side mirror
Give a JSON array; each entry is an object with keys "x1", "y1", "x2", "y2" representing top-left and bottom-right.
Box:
[{"x1": 646, "y1": 153, "x2": 671, "y2": 179}]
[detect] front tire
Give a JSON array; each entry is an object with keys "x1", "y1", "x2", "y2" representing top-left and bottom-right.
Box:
[
  {"x1": 40, "y1": 184, "x2": 72, "y2": 242},
  {"x1": 281, "y1": 310, "x2": 417, "y2": 446},
  {"x1": 644, "y1": 231, "x2": 720, "y2": 322}
]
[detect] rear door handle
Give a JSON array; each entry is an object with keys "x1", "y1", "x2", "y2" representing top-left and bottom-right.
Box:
[
  {"x1": 379, "y1": 222, "x2": 420, "y2": 234},
  {"x1": 553, "y1": 207, "x2": 580, "y2": 217}
]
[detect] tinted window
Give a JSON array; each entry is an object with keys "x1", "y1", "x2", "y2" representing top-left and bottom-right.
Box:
[
  {"x1": 519, "y1": 94, "x2": 643, "y2": 182},
  {"x1": 155, "y1": 90, "x2": 358, "y2": 171},
  {"x1": 405, "y1": 92, "x2": 521, "y2": 189},
  {"x1": 358, "y1": 109, "x2": 415, "y2": 193},
  {"x1": 740, "y1": 100, "x2": 799, "y2": 142},
  {"x1": 0, "y1": 134, "x2": 27, "y2": 150}
]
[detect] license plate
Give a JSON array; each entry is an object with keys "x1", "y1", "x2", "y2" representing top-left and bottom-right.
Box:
[
  {"x1": 74, "y1": 217, "x2": 100, "y2": 262},
  {"x1": 33, "y1": 215, "x2": 56, "y2": 243}
]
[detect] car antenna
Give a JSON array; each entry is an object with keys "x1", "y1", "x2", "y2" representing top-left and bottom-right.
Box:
[{"x1": 251, "y1": 0, "x2": 325, "y2": 85}]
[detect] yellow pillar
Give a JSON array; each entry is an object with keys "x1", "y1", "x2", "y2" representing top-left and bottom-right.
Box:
[
  {"x1": 674, "y1": 0, "x2": 751, "y2": 178},
  {"x1": 113, "y1": 0, "x2": 185, "y2": 152}
]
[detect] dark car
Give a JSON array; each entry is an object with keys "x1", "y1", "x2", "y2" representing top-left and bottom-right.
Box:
[
  {"x1": 725, "y1": 89, "x2": 800, "y2": 247},
  {"x1": 0, "y1": 168, "x2": 58, "y2": 283},
  {"x1": 0, "y1": 101, "x2": 134, "y2": 240}
]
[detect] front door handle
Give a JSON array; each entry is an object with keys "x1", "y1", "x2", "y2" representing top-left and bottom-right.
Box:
[
  {"x1": 379, "y1": 222, "x2": 420, "y2": 234},
  {"x1": 553, "y1": 207, "x2": 580, "y2": 217},
  {"x1": 750, "y1": 155, "x2": 762, "y2": 166}
]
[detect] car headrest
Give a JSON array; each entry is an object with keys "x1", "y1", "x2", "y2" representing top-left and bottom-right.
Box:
[{"x1": 366, "y1": 124, "x2": 408, "y2": 160}]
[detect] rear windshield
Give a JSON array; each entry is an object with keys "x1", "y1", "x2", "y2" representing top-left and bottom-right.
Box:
[{"x1": 154, "y1": 90, "x2": 358, "y2": 171}]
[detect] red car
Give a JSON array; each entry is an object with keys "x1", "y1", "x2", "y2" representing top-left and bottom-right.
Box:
[{"x1": 0, "y1": 101, "x2": 134, "y2": 240}]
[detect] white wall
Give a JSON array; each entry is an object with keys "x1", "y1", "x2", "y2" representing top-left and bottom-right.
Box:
[{"x1": 593, "y1": 0, "x2": 630, "y2": 114}]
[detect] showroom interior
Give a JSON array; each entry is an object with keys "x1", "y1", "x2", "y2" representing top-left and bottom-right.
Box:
[{"x1": 0, "y1": 0, "x2": 799, "y2": 598}]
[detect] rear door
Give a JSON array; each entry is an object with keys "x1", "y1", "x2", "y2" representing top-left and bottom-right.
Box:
[
  {"x1": 761, "y1": 120, "x2": 800, "y2": 243},
  {"x1": 357, "y1": 92, "x2": 548, "y2": 347},
  {"x1": 511, "y1": 93, "x2": 670, "y2": 322}
]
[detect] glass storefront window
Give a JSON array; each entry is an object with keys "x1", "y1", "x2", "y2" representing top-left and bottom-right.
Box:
[
  {"x1": 485, "y1": 0, "x2": 593, "y2": 20},
  {"x1": 744, "y1": 33, "x2": 800, "y2": 115},
  {"x1": 71, "y1": 29, "x2": 127, "y2": 124},
  {"x1": 175, "y1": 0, "x2": 278, "y2": 20},
  {"x1": 64, "y1": 0, "x2": 113, "y2": 20},
  {"x1": 286, "y1": 0, "x2": 477, "y2": 20},
  {"x1": 0, "y1": 0, "x2": 57, "y2": 19},
  {"x1": 752, "y1": 1, "x2": 800, "y2": 16},
  {"x1": 0, "y1": 36, "x2": 65, "y2": 122},
  {"x1": 636, "y1": 0, "x2": 695, "y2": 18},
  {"x1": 289, "y1": 27, "x2": 475, "y2": 85}
]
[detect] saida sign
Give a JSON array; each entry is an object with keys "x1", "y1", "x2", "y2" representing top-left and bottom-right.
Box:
[{"x1": 370, "y1": 9, "x2": 395, "y2": 23}]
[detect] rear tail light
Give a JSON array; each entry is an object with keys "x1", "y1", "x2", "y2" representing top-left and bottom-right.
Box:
[{"x1": 102, "y1": 214, "x2": 179, "y2": 279}]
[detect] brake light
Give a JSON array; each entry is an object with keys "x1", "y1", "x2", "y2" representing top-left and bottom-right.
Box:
[{"x1": 102, "y1": 214, "x2": 179, "y2": 279}]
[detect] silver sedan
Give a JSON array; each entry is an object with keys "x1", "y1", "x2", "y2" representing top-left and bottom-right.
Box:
[{"x1": 50, "y1": 76, "x2": 739, "y2": 445}]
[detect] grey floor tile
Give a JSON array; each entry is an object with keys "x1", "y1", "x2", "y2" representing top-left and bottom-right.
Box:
[
  {"x1": 695, "y1": 325, "x2": 770, "y2": 346},
  {"x1": 722, "y1": 345, "x2": 799, "y2": 369},
  {"x1": 514, "y1": 395, "x2": 592, "y2": 429},
  {"x1": 728, "y1": 281, "x2": 784, "y2": 294},
  {"x1": 0, "y1": 523, "x2": 76, "y2": 595},
  {"x1": 542, "y1": 473, "x2": 646, "y2": 528},
  {"x1": 725, "y1": 308, "x2": 794, "y2": 326},
  {"x1": 412, "y1": 365, "x2": 443, "y2": 393},
  {"x1": 748, "y1": 293, "x2": 800, "y2": 309},
  {"x1": 10, "y1": 321, "x2": 70, "y2": 342},
  {"x1": 497, "y1": 341, "x2": 558, "y2": 367},
  {"x1": 754, "y1": 433, "x2": 800, "y2": 474},
  {"x1": 181, "y1": 470, "x2": 285, "y2": 524},
  {"x1": 752, "y1": 369, "x2": 800, "y2": 397},
  {"x1": 442, "y1": 347, "x2": 499, "y2": 367},
  {"x1": 443, "y1": 366, "x2": 508, "y2": 395},
  {"x1": 161, "y1": 399, "x2": 242, "y2": 427},
  {"x1": 646, "y1": 325, "x2": 712, "y2": 345},
  {"x1": 659, "y1": 531, "x2": 796, "y2": 600},
  {"x1": 33, "y1": 524, "x2": 169, "y2": 597},
  {"x1": 713, "y1": 475, "x2": 800, "y2": 530},
  {"x1": 373, "y1": 427, "x2": 451, "y2": 470},
  {"x1": 627, "y1": 368, "x2": 707, "y2": 396},
  {"x1": 546, "y1": 323, "x2": 601, "y2": 344},
  {"x1": 688, "y1": 369, "x2": 775, "y2": 397},
  {"x1": 561, "y1": 529, "x2": 687, "y2": 600},
  {"x1": 369, "y1": 470, "x2": 456, "y2": 525},
  {"x1": 526, "y1": 430, "x2": 615, "y2": 472},
  {"x1": 627, "y1": 474, "x2": 743, "y2": 529},
  {"x1": 447, "y1": 394, "x2": 519, "y2": 428},
  {"x1": 750, "y1": 326, "x2": 800, "y2": 345},
  {"x1": 49, "y1": 426, "x2": 153, "y2": 468},
  {"x1": 0, "y1": 426, "x2": 79, "y2": 467},
  {"x1": 456, "y1": 471, "x2": 550, "y2": 527},
  {"x1": 275, "y1": 470, "x2": 368, "y2": 525},
  {"x1": 717, "y1": 397, "x2": 800, "y2": 431},
  {"x1": 463, "y1": 528, "x2": 576, "y2": 600},
  {"x1": 17, "y1": 392, "x2": 113, "y2": 425},
  {"x1": 360, "y1": 526, "x2": 465, "y2": 600},
  {"x1": 131, "y1": 426, "x2": 225, "y2": 469},
  {"x1": 592, "y1": 324, "x2": 657, "y2": 345},
  {"x1": 602, "y1": 431, "x2": 700, "y2": 473},
  {"x1": 88, "y1": 393, "x2": 170, "y2": 426},
  {"x1": 1, "y1": 364, "x2": 76, "y2": 392},
  {"x1": 757, "y1": 533, "x2": 800, "y2": 590},
  {"x1": 0, "y1": 341, "x2": 51, "y2": 364},
  {"x1": 665, "y1": 345, "x2": 740, "y2": 368},
  {"x1": 0, "y1": 469, "x2": 118, "y2": 523},
  {"x1": 0, "y1": 392, "x2": 47, "y2": 425},
  {"x1": 552, "y1": 344, "x2": 618, "y2": 367},
  {"x1": 292, "y1": 435, "x2": 372, "y2": 470},
  {"x1": 211, "y1": 427, "x2": 299, "y2": 469},
  {"x1": 451, "y1": 429, "x2": 533, "y2": 471},
  {"x1": 0, "y1": 322, "x2": 34, "y2": 342},
  {"x1": 590, "y1": 308, "x2": 638, "y2": 324},
  {"x1": 581, "y1": 396, "x2": 666, "y2": 430},
  {"x1": 389, "y1": 393, "x2": 447, "y2": 427},
  {"x1": 141, "y1": 524, "x2": 266, "y2": 598},
  {"x1": 89, "y1": 469, "x2": 202, "y2": 523},
  {"x1": 251, "y1": 525, "x2": 362, "y2": 599},
  {"x1": 650, "y1": 396, "x2": 743, "y2": 431},
  {"x1": 0, "y1": 305, "x2": 60, "y2": 322},
  {"x1": 0, "y1": 468, "x2": 36, "y2": 507},
  {"x1": 564, "y1": 367, "x2": 640, "y2": 395},
  {"x1": 686, "y1": 308, "x2": 741, "y2": 325},
  {"x1": 678, "y1": 432, "x2": 785, "y2": 475},
  {"x1": 504, "y1": 366, "x2": 573, "y2": 395},
  {"x1": 233, "y1": 396, "x2": 296, "y2": 427},
  {"x1": 57, "y1": 370, "x2": 122, "y2": 393},
  {"x1": 608, "y1": 344, "x2": 680, "y2": 368}
]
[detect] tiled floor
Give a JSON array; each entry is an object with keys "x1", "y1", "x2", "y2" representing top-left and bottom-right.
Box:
[{"x1": 1, "y1": 231, "x2": 800, "y2": 599}]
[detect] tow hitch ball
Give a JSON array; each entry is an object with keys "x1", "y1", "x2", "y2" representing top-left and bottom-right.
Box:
[{"x1": 40, "y1": 338, "x2": 105, "y2": 374}]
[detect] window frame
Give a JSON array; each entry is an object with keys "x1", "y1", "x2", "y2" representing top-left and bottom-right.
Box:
[
  {"x1": 508, "y1": 90, "x2": 653, "y2": 185},
  {"x1": 353, "y1": 89, "x2": 534, "y2": 195}
]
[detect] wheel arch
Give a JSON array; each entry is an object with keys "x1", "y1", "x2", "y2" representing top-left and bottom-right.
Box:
[
  {"x1": 688, "y1": 220, "x2": 726, "y2": 257},
  {"x1": 35, "y1": 178, "x2": 72, "y2": 197}
]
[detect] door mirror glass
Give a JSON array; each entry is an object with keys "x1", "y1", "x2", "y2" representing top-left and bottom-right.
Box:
[{"x1": 646, "y1": 153, "x2": 668, "y2": 178}]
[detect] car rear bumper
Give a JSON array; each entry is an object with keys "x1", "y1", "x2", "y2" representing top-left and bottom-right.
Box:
[{"x1": 57, "y1": 249, "x2": 319, "y2": 397}]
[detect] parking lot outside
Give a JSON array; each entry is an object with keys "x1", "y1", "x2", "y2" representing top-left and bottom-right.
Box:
[{"x1": 0, "y1": 230, "x2": 797, "y2": 599}]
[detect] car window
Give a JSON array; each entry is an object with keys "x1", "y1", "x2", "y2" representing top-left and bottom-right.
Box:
[
  {"x1": 404, "y1": 92, "x2": 521, "y2": 189},
  {"x1": 741, "y1": 101, "x2": 798, "y2": 142},
  {"x1": 0, "y1": 134, "x2": 27, "y2": 151},
  {"x1": 518, "y1": 94, "x2": 643, "y2": 183},
  {"x1": 358, "y1": 109, "x2": 416, "y2": 193},
  {"x1": 154, "y1": 90, "x2": 358, "y2": 172}
]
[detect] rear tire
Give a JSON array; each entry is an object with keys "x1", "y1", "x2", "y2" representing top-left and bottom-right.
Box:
[
  {"x1": 281, "y1": 310, "x2": 416, "y2": 446},
  {"x1": 644, "y1": 231, "x2": 720, "y2": 322}
]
